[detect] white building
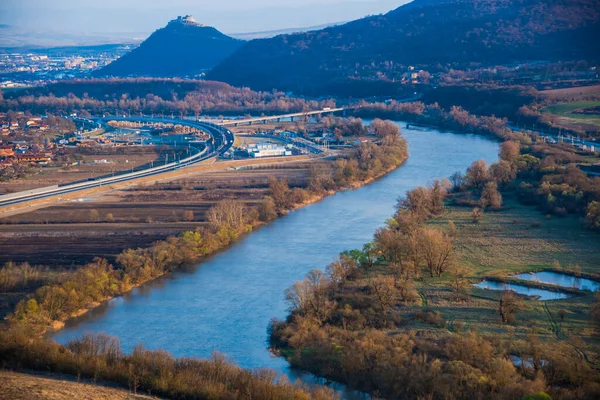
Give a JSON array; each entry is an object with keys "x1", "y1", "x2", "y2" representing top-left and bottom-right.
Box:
[{"x1": 247, "y1": 143, "x2": 291, "y2": 158}]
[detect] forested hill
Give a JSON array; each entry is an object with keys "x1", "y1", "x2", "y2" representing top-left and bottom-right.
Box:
[
  {"x1": 207, "y1": 0, "x2": 600, "y2": 95},
  {"x1": 97, "y1": 16, "x2": 243, "y2": 78}
]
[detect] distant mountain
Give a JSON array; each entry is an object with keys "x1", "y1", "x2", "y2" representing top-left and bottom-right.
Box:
[
  {"x1": 208, "y1": 0, "x2": 600, "y2": 95},
  {"x1": 229, "y1": 22, "x2": 345, "y2": 40},
  {"x1": 97, "y1": 16, "x2": 243, "y2": 78},
  {"x1": 0, "y1": 25, "x2": 139, "y2": 49}
]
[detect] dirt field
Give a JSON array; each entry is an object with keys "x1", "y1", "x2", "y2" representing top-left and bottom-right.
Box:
[
  {"x1": 0, "y1": 370, "x2": 161, "y2": 400},
  {"x1": 540, "y1": 84, "x2": 600, "y2": 98},
  {"x1": 0, "y1": 161, "x2": 318, "y2": 267}
]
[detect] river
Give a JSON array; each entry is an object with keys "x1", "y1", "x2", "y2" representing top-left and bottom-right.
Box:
[{"x1": 52, "y1": 123, "x2": 499, "y2": 397}]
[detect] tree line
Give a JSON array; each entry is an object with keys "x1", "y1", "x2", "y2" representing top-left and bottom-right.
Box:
[
  {"x1": 0, "y1": 78, "x2": 336, "y2": 116},
  {"x1": 356, "y1": 101, "x2": 600, "y2": 231},
  {"x1": 270, "y1": 178, "x2": 599, "y2": 399}
]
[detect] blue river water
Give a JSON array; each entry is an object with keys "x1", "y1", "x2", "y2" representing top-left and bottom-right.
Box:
[{"x1": 52, "y1": 123, "x2": 499, "y2": 396}]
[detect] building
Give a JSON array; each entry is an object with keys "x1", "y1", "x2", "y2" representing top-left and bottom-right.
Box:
[
  {"x1": 354, "y1": 137, "x2": 370, "y2": 146},
  {"x1": 0, "y1": 145, "x2": 14, "y2": 158},
  {"x1": 246, "y1": 143, "x2": 291, "y2": 158},
  {"x1": 16, "y1": 153, "x2": 52, "y2": 164}
]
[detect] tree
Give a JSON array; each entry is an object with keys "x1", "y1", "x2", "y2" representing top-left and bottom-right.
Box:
[
  {"x1": 389, "y1": 264, "x2": 418, "y2": 302},
  {"x1": 420, "y1": 228, "x2": 453, "y2": 277},
  {"x1": 105, "y1": 213, "x2": 114, "y2": 223},
  {"x1": 447, "y1": 263, "x2": 471, "y2": 301},
  {"x1": 206, "y1": 200, "x2": 245, "y2": 231},
  {"x1": 466, "y1": 159, "x2": 489, "y2": 188},
  {"x1": 116, "y1": 248, "x2": 148, "y2": 283},
  {"x1": 397, "y1": 186, "x2": 432, "y2": 223},
  {"x1": 500, "y1": 141, "x2": 520, "y2": 162},
  {"x1": 289, "y1": 188, "x2": 307, "y2": 205},
  {"x1": 268, "y1": 176, "x2": 291, "y2": 212},
  {"x1": 183, "y1": 210, "x2": 195, "y2": 222},
  {"x1": 375, "y1": 228, "x2": 410, "y2": 270},
  {"x1": 258, "y1": 196, "x2": 278, "y2": 222},
  {"x1": 369, "y1": 276, "x2": 396, "y2": 312},
  {"x1": 428, "y1": 179, "x2": 447, "y2": 215},
  {"x1": 499, "y1": 291, "x2": 523, "y2": 323},
  {"x1": 370, "y1": 118, "x2": 400, "y2": 139},
  {"x1": 89, "y1": 209, "x2": 100, "y2": 223},
  {"x1": 450, "y1": 171, "x2": 465, "y2": 192},
  {"x1": 325, "y1": 255, "x2": 358, "y2": 285},
  {"x1": 285, "y1": 270, "x2": 336, "y2": 324},
  {"x1": 490, "y1": 160, "x2": 516, "y2": 185},
  {"x1": 481, "y1": 181, "x2": 502, "y2": 210},
  {"x1": 586, "y1": 201, "x2": 600, "y2": 231}
]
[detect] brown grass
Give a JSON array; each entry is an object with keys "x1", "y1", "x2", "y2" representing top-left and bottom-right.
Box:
[
  {"x1": 0, "y1": 370, "x2": 161, "y2": 400},
  {"x1": 540, "y1": 84, "x2": 600, "y2": 99}
]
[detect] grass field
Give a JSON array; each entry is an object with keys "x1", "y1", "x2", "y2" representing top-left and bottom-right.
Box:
[
  {"x1": 410, "y1": 193, "x2": 600, "y2": 364},
  {"x1": 542, "y1": 101, "x2": 600, "y2": 118},
  {"x1": 541, "y1": 101, "x2": 600, "y2": 131}
]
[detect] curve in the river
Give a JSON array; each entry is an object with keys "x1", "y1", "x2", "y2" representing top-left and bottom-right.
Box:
[{"x1": 53, "y1": 123, "x2": 500, "y2": 395}]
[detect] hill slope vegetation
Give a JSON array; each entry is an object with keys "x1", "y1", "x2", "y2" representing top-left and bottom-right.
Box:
[
  {"x1": 97, "y1": 16, "x2": 242, "y2": 78},
  {"x1": 208, "y1": 0, "x2": 600, "y2": 95}
]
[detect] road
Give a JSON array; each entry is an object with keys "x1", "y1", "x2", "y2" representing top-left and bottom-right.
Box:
[
  {"x1": 0, "y1": 117, "x2": 234, "y2": 207},
  {"x1": 509, "y1": 124, "x2": 598, "y2": 149}
]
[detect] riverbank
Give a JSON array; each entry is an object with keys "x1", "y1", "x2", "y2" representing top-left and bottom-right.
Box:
[
  {"x1": 4, "y1": 124, "x2": 409, "y2": 338},
  {"x1": 45, "y1": 127, "x2": 499, "y2": 396},
  {"x1": 44, "y1": 160, "x2": 408, "y2": 336},
  {"x1": 270, "y1": 158, "x2": 600, "y2": 399}
]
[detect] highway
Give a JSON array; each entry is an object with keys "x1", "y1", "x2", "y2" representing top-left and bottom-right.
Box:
[
  {"x1": 0, "y1": 108, "x2": 351, "y2": 207},
  {"x1": 0, "y1": 117, "x2": 234, "y2": 207}
]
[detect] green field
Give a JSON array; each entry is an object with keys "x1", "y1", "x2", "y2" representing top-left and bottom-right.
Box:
[
  {"x1": 414, "y1": 193, "x2": 600, "y2": 363},
  {"x1": 541, "y1": 101, "x2": 600, "y2": 129}
]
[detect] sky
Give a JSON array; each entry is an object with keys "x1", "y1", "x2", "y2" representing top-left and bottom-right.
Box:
[{"x1": 0, "y1": 0, "x2": 408, "y2": 38}]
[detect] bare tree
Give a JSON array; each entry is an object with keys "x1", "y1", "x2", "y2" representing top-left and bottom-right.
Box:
[
  {"x1": 481, "y1": 181, "x2": 502, "y2": 209},
  {"x1": 447, "y1": 263, "x2": 471, "y2": 301},
  {"x1": 420, "y1": 228, "x2": 453, "y2": 277},
  {"x1": 369, "y1": 276, "x2": 397, "y2": 312},
  {"x1": 183, "y1": 210, "x2": 195, "y2": 222},
  {"x1": 499, "y1": 290, "x2": 523, "y2": 323},
  {"x1": 207, "y1": 200, "x2": 246, "y2": 231},
  {"x1": 466, "y1": 159, "x2": 489, "y2": 188},
  {"x1": 285, "y1": 269, "x2": 336, "y2": 324},
  {"x1": 325, "y1": 255, "x2": 358, "y2": 285}
]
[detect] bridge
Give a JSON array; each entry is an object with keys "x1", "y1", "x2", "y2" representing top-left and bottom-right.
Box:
[{"x1": 216, "y1": 107, "x2": 347, "y2": 126}]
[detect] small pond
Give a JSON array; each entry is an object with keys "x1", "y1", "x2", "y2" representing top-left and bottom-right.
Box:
[
  {"x1": 512, "y1": 272, "x2": 600, "y2": 292},
  {"x1": 473, "y1": 280, "x2": 571, "y2": 301}
]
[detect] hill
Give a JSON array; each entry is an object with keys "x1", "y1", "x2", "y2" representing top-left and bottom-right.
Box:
[
  {"x1": 0, "y1": 370, "x2": 161, "y2": 400},
  {"x1": 97, "y1": 16, "x2": 242, "y2": 78},
  {"x1": 207, "y1": 0, "x2": 600, "y2": 96}
]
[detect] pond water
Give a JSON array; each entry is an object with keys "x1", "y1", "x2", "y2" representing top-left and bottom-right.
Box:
[
  {"x1": 512, "y1": 271, "x2": 600, "y2": 292},
  {"x1": 52, "y1": 123, "x2": 500, "y2": 397},
  {"x1": 473, "y1": 280, "x2": 571, "y2": 301}
]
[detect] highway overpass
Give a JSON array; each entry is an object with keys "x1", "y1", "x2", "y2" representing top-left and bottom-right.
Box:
[
  {"x1": 0, "y1": 117, "x2": 233, "y2": 207},
  {"x1": 217, "y1": 107, "x2": 347, "y2": 126}
]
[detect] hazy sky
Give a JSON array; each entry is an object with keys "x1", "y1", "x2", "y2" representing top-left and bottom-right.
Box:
[{"x1": 0, "y1": 0, "x2": 408, "y2": 37}]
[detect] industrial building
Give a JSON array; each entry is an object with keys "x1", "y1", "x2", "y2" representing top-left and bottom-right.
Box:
[{"x1": 246, "y1": 143, "x2": 292, "y2": 158}]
